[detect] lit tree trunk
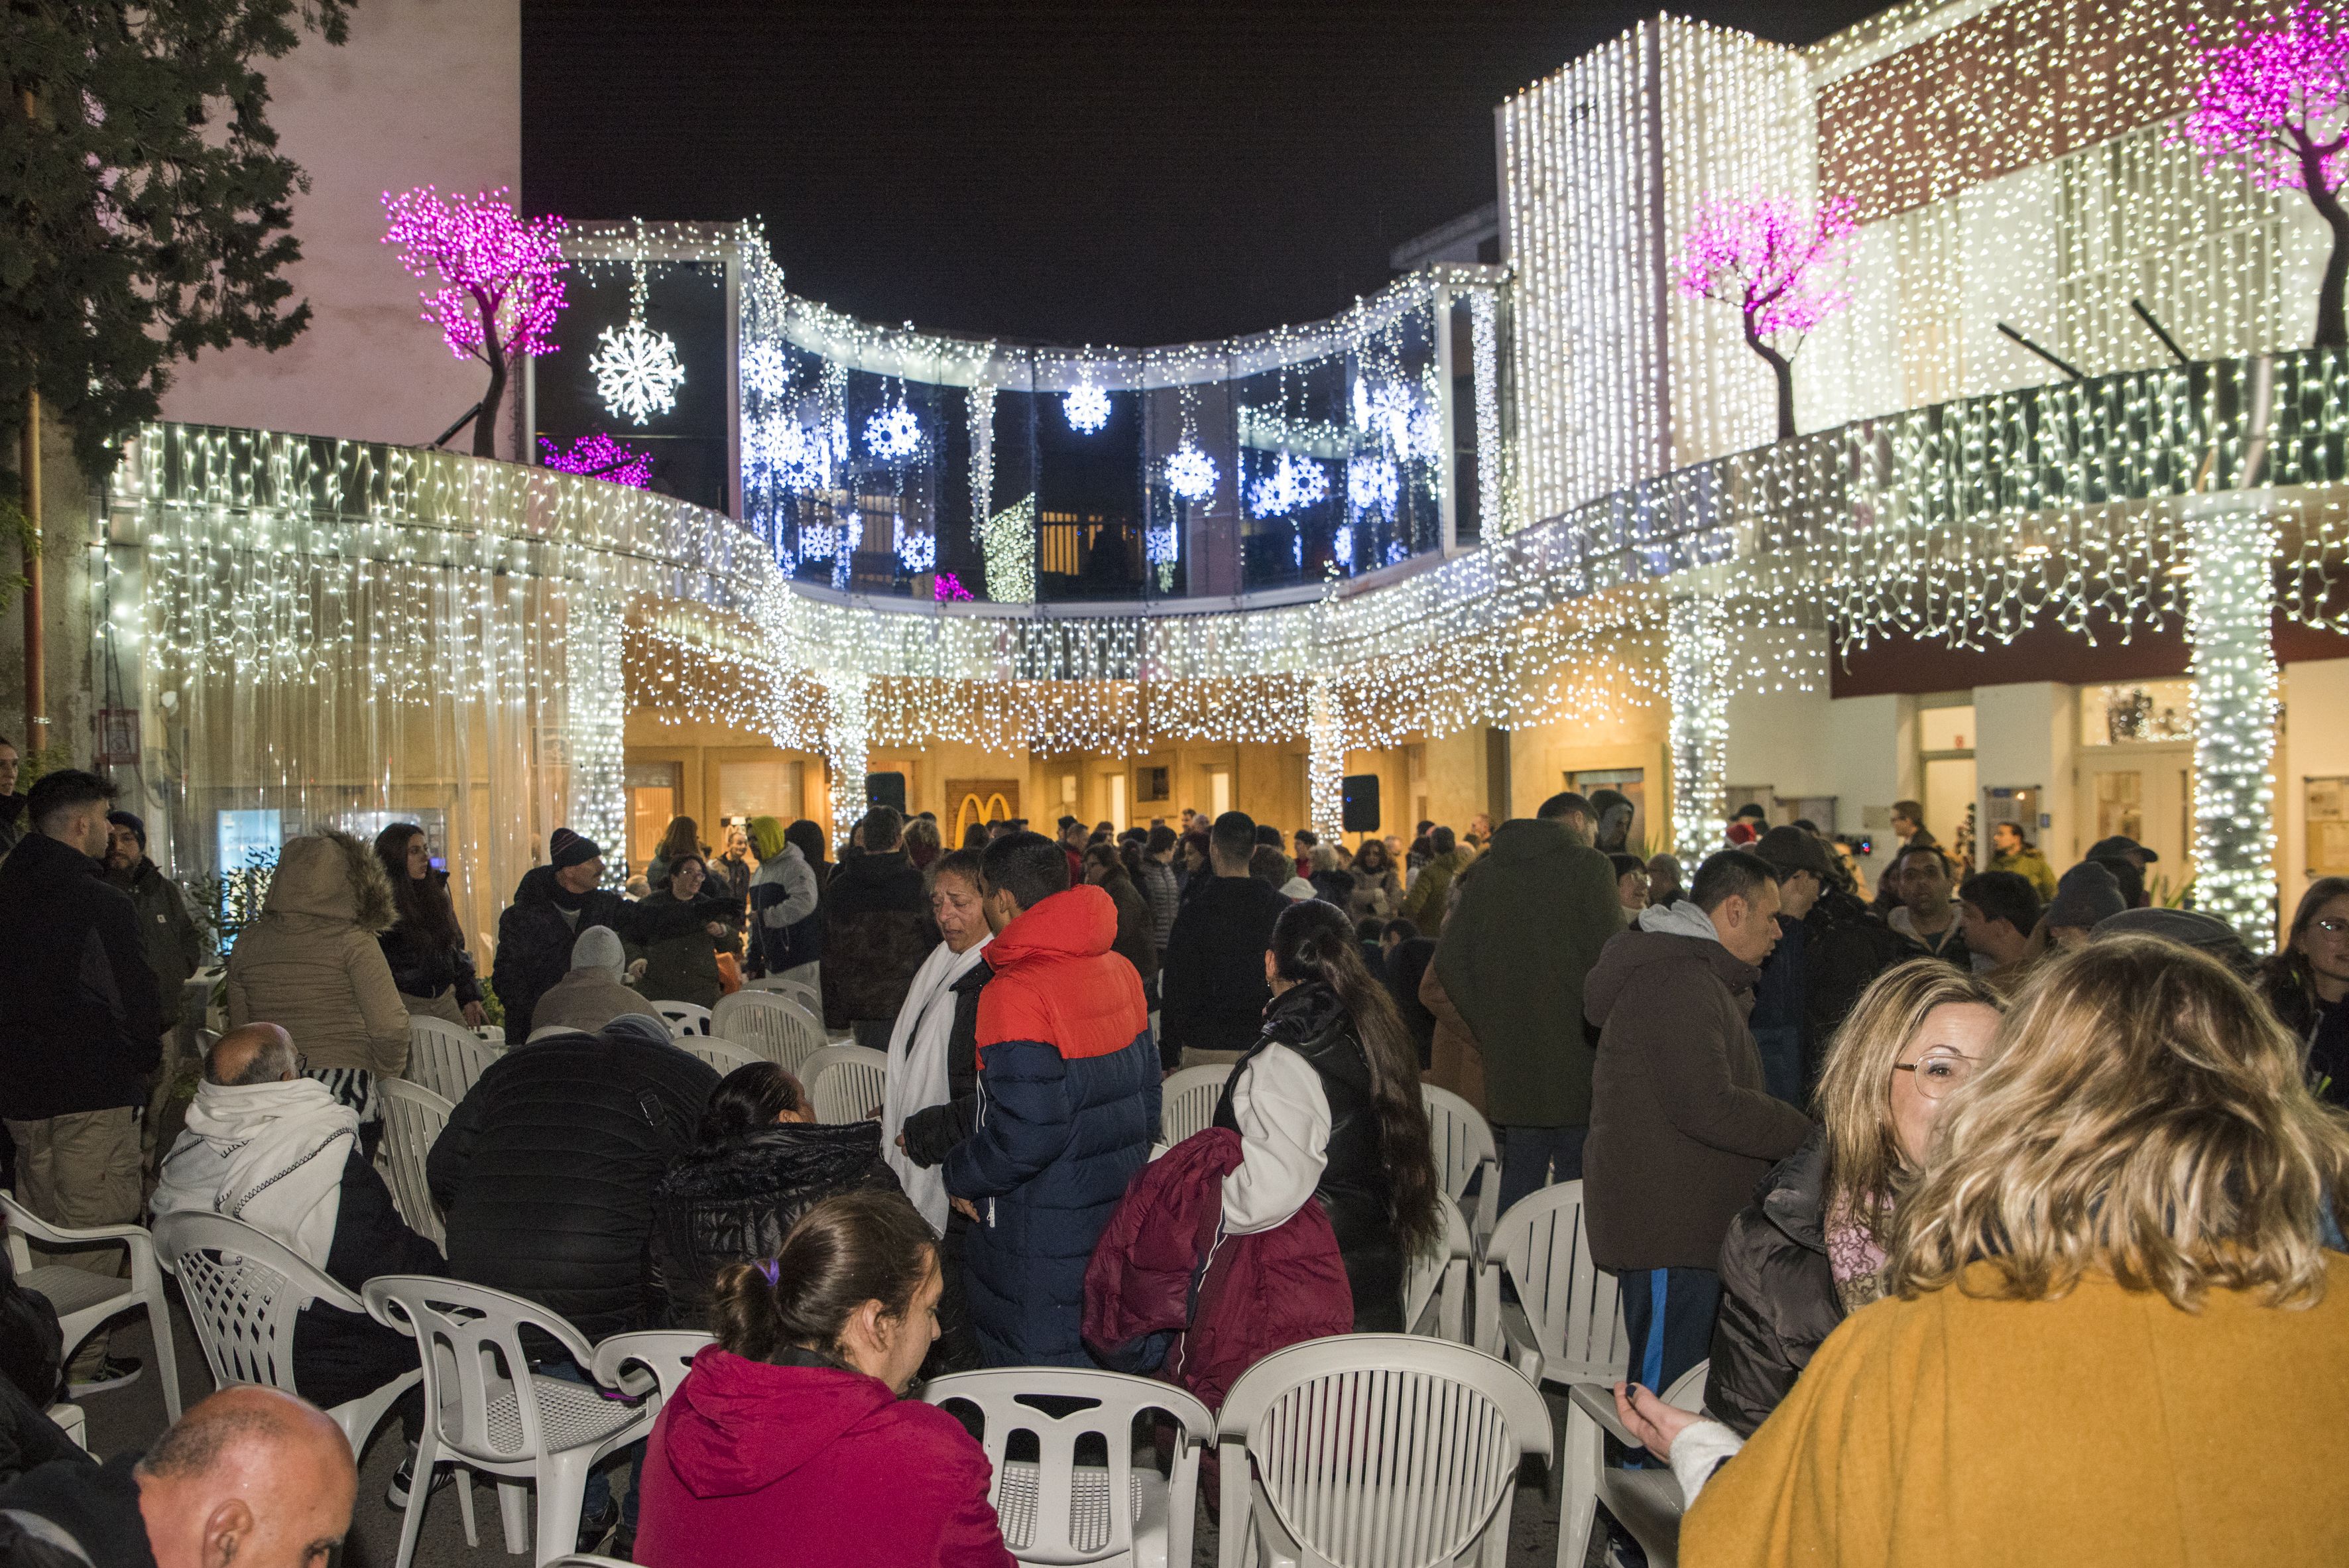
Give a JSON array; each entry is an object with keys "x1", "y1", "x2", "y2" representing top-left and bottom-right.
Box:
[
  {"x1": 1747, "y1": 319, "x2": 1798, "y2": 441},
  {"x1": 2301, "y1": 141, "x2": 2349, "y2": 351},
  {"x1": 474, "y1": 288, "x2": 507, "y2": 459}
]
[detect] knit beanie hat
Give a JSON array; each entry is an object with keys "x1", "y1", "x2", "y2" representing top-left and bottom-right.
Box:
[
  {"x1": 106, "y1": 810, "x2": 147, "y2": 851},
  {"x1": 570, "y1": 926, "x2": 626, "y2": 979},
  {"x1": 550, "y1": 827, "x2": 602, "y2": 871},
  {"x1": 2047, "y1": 861, "x2": 2126, "y2": 930}
]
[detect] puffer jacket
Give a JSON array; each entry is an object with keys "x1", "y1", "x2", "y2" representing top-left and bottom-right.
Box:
[
  {"x1": 819, "y1": 850, "x2": 937, "y2": 1028},
  {"x1": 1213, "y1": 982, "x2": 1400, "y2": 1329},
  {"x1": 634, "y1": 1345, "x2": 1010, "y2": 1568},
  {"x1": 427, "y1": 1029, "x2": 718, "y2": 1340},
  {"x1": 943, "y1": 886, "x2": 1159, "y2": 1366},
  {"x1": 1083, "y1": 1127, "x2": 1353, "y2": 1411},
  {"x1": 632, "y1": 888, "x2": 725, "y2": 1010},
  {"x1": 376, "y1": 871, "x2": 482, "y2": 1006},
  {"x1": 1581, "y1": 908, "x2": 1813, "y2": 1272},
  {"x1": 490, "y1": 865, "x2": 636, "y2": 1041},
  {"x1": 645, "y1": 1123, "x2": 901, "y2": 1330},
  {"x1": 1705, "y1": 1130, "x2": 1841, "y2": 1438},
  {"x1": 225, "y1": 832, "x2": 409, "y2": 1077}
]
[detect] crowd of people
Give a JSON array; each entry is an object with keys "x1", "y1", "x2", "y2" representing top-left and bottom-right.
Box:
[{"x1": 0, "y1": 756, "x2": 2344, "y2": 1565}]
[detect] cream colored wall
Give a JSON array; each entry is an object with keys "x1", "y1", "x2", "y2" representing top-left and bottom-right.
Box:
[
  {"x1": 1506, "y1": 704, "x2": 1670, "y2": 850},
  {"x1": 2281, "y1": 658, "x2": 2349, "y2": 939},
  {"x1": 1972, "y1": 682, "x2": 2080, "y2": 875}
]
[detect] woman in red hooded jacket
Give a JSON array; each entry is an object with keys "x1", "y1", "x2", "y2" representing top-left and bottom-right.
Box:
[{"x1": 633, "y1": 1190, "x2": 1012, "y2": 1568}]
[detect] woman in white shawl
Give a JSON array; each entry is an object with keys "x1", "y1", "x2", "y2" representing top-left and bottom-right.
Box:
[{"x1": 880, "y1": 848, "x2": 994, "y2": 1233}]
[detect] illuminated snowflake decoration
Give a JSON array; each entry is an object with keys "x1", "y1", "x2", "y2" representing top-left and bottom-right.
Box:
[
  {"x1": 1063, "y1": 382, "x2": 1112, "y2": 434},
  {"x1": 1146, "y1": 524, "x2": 1179, "y2": 566},
  {"x1": 1333, "y1": 523, "x2": 1355, "y2": 564},
  {"x1": 1165, "y1": 441, "x2": 1219, "y2": 503},
  {"x1": 743, "y1": 340, "x2": 793, "y2": 399},
  {"x1": 1353, "y1": 380, "x2": 1439, "y2": 460},
  {"x1": 1384, "y1": 540, "x2": 1410, "y2": 566},
  {"x1": 747, "y1": 413, "x2": 835, "y2": 491},
  {"x1": 865, "y1": 399, "x2": 924, "y2": 462},
  {"x1": 1248, "y1": 452, "x2": 1330, "y2": 517},
  {"x1": 799, "y1": 519, "x2": 839, "y2": 560},
  {"x1": 591, "y1": 317, "x2": 686, "y2": 425},
  {"x1": 894, "y1": 516, "x2": 936, "y2": 573},
  {"x1": 1347, "y1": 455, "x2": 1399, "y2": 513}
]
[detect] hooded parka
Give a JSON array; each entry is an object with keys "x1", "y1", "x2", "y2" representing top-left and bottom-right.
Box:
[{"x1": 225, "y1": 832, "x2": 408, "y2": 1077}]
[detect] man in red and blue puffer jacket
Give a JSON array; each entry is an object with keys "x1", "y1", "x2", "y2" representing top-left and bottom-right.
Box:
[{"x1": 945, "y1": 831, "x2": 1160, "y2": 1366}]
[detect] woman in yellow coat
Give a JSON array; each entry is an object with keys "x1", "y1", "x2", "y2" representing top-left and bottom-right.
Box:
[{"x1": 1630, "y1": 934, "x2": 2349, "y2": 1568}]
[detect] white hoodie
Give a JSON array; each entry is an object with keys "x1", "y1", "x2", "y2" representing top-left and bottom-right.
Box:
[{"x1": 151, "y1": 1077, "x2": 357, "y2": 1270}]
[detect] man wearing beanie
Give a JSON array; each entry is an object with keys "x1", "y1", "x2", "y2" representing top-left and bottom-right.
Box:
[
  {"x1": 103, "y1": 810, "x2": 207, "y2": 1158},
  {"x1": 1749, "y1": 825, "x2": 1920, "y2": 1099},
  {"x1": 2045, "y1": 860, "x2": 2128, "y2": 949},
  {"x1": 491, "y1": 829, "x2": 636, "y2": 1040}
]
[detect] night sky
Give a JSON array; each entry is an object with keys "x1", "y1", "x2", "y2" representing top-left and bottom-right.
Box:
[{"x1": 522, "y1": 1, "x2": 1886, "y2": 347}]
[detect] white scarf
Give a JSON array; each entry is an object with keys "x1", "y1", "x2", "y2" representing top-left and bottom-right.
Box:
[
  {"x1": 880, "y1": 935, "x2": 991, "y2": 1232},
  {"x1": 151, "y1": 1077, "x2": 358, "y2": 1271}
]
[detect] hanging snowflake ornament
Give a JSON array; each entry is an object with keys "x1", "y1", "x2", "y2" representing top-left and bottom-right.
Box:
[
  {"x1": 1165, "y1": 441, "x2": 1219, "y2": 503},
  {"x1": 894, "y1": 515, "x2": 936, "y2": 573},
  {"x1": 1248, "y1": 452, "x2": 1330, "y2": 517},
  {"x1": 1146, "y1": 524, "x2": 1179, "y2": 566},
  {"x1": 746, "y1": 413, "x2": 834, "y2": 492},
  {"x1": 1355, "y1": 380, "x2": 1438, "y2": 460},
  {"x1": 1063, "y1": 381, "x2": 1112, "y2": 434},
  {"x1": 865, "y1": 398, "x2": 924, "y2": 462},
  {"x1": 742, "y1": 340, "x2": 792, "y2": 400},
  {"x1": 1347, "y1": 455, "x2": 1399, "y2": 513},
  {"x1": 591, "y1": 316, "x2": 686, "y2": 425},
  {"x1": 1333, "y1": 523, "x2": 1355, "y2": 565}
]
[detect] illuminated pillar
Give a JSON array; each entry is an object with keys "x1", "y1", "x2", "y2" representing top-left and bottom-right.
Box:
[
  {"x1": 2185, "y1": 492, "x2": 2280, "y2": 941},
  {"x1": 825, "y1": 672, "x2": 871, "y2": 839},
  {"x1": 1667, "y1": 591, "x2": 1730, "y2": 863},
  {"x1": 563, "y1": 589, "x2": 628, "y2": 884},
  {"x1": 1307, "y1": 678, "x2": 1345, "y2": 839}
]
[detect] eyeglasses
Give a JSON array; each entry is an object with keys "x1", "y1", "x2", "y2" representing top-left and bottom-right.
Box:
[{"x1": 1892, "y1": 1049, "x2": 1978, "y2": 1101}]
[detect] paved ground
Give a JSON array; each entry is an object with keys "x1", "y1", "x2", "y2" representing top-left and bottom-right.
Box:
[{"x1": 80, "y1": 1295, "x2": 1597, "y2": 1567}]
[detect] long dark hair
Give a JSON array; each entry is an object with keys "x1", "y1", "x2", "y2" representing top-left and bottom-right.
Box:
[
  {"x1": 2263, "y1": 876, "x2": 2349, "y2": 1018},
  {"x1": 1355, "y1": 839, "x2": 1391, "y2": 876},
  {"x1": 707, "y1": 1191, "x2": 935, "y2": 1366},
  {"x1": 372, "y1": 823, "x2": 461, "y2": 949},
  {"x1": 1268, "y1": 899, "x2": 1443, "y2": 1260},
  {"x1": 786, "y1": 819, "x2": 831, "y2": 892},
  {"x1": 697, "y1": 1061, "x2": 807, "y2": 1144}
]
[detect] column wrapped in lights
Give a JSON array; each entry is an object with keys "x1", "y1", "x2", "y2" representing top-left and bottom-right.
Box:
[
  {"x1": 1305, "y1": 679, "x2": 1345, "y2": 839},
  {"x1": 825, "y1": 674, "x2": 871, "y2": 837},
  {"x1": 563, "y1": 592, "x2": 629, "y2": 882},
  {"x1": 1667, "y1": 593, "x2": 1732, "y2": 863},
  {"x1": 2185, "y1": 492, "x2": 2281, "y2": 940}
]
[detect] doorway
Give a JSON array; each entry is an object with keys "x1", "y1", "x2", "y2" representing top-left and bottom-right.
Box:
[{"x1": 2077, "y1": 746, "x2": 2191, "y2": 896}]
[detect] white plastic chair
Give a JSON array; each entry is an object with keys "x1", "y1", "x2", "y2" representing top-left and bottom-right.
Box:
[
  {"x1": 1401, "y1": 1193, "x2": 1475, "y2": 1343},
  {"x1": 1214, "y1": 1334, "x2": 1553, "y2": 1568},
  {"x1": 1, "y1": 1192, "x2": 181, "y2": 1421},
  {"x1": 1475, "y1": 1181, "x2": 1624, "y2": 1381},
  {"x1": 1559, "y1": 1360, "x2": 1710, "y2": 1568},
  {"x1": 377, "y1": 1079, "x2": 453, "y2": 1248},
  {"x1": 154, "y1": 1212, "x2": 425, "y2": 1468},
  {"x1": 589, "y1": 1330, "x2": 711, "y2": 1415},
  {"x1": 1157, "y1": 1064, "x2": 1230, "y2": 1150},
  {"x1": 363, "y1": 1275, "x2": 655, "y2": 1568},
  {"x1": 923, "y1": 1367, "x2": 1213, "y2": 1568},
  {"x1": 802, "y1": 1044, "x2": 888, "y2": 1124},
  {"x1": 678, "y1": 1035, "x2": 760, "y2": 1077},
  {"x1": 654, "y1": 1000, "x2": 714, "y2": 1038},
  {"x1": 710, "y1": 989, "x2": 825, "y2": 1076},
  {"x1": 1421, "y1": 1085, "x2": 1500, "y2": 1246},
  {"x1": 406, "y1": 1016, "x2": 503, "y2": 1104},
  {"x1": 46, "y1": 1402, "x2": 88, "y2": 1453}
]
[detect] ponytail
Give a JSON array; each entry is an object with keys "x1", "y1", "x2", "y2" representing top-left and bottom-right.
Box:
[
  {"x1": 1266, "y1": 900, "x2": 1444, "y2": 1261},
  {"x1": 707, "y1": 1190, "x2": 937, "y2": 1365}
]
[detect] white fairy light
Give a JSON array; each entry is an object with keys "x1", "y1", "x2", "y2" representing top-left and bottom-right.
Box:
[
  {"x1": 591, "y1": 317, "x2": 686, "y2": 426},
  {"x1": 865, "y1": 399, "x2": 923, "y2": 463},
  {"x1": 2185, "y1": 494, "x2": 2280, "y2": 939},
  {"x1": 1248, "y1": 452, "x2": 1330, "y2": 518},
  {"x1": 894, "y1": 515, "x2": 935, "y2": 574},
  {"x1": 1166, "y1": 442, "x2": 1219, "y2": 504},
  {"x1": 1347, "y1": 455, "x2": 1399, "y2": 513},
  {"x1": 742, "y1": 339, "x2": 792, "y2": 400}
]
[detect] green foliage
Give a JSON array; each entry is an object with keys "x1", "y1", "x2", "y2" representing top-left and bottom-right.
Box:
[
  {"x1": 1, "y1": 0, "x2": 353, "y2": 476},
  {"x1": 187, "y1": 845, "x2": 278, "y2": 953},
  {"x1": 13, "y1": 738, "x2": 78, "y2": 794}
]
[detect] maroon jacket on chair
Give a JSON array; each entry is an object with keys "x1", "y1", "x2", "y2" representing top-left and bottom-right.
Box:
[{"x1": 1083, "y1": 1127, "x2": 1353, "y2": 1411}]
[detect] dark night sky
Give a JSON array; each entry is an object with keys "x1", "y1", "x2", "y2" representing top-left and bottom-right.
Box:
[{"x1": 522, "y1": 1, "x2": 1886, "y2": 347}]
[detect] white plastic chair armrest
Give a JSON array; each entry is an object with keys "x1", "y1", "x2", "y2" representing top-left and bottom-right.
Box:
[
  {"x1": 1565, "y1": 1382, "x2": 1639, "y2": 1448},
  {"x1": 1473, "y1": 1258, "x2": 1503, "y2": 1355},
  {"x1": 1495, "y1": 1301, "x2": 1544, "y2": 1384}
]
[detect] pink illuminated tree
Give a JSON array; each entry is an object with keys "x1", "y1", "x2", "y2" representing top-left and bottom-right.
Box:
[
  {"x1": 382, "y1": 186, "x2": 568, "y2": 458},
  {"x1": 1675, "y1": 192, "x2": 1858, "y2": 441},
  {"x1": 2180, "y1": 4, "x2": 2349, "y2": 348},
  {"x1": 538, "y1": 433, "x2": 652, "y2": 488}
]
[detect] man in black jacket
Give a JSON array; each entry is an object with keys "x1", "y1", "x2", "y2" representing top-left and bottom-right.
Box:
[
  {"x1": 0, "y1": 770, "x2": 160, "y2": 1392},
  {"x1": 490, "y1": 828, "x2": 633, "y2": 1040},
  {"x1": 104, "y1": 810, "x2": 208, "y2": 1160},
  {"x1": 820, "y1": 806, "x2": 937, "y2": 1044},
  {"x1": 1158, "y1": 811, "x2": 1293, "y2": 1071}
]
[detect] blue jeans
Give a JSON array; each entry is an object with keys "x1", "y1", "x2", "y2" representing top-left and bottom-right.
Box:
[
  {"x1": 1751, "y1": 1024, "x2": 1806, "y2": 1109},
  {"x1": 1495, "y1": 1123, "x2": 1588, "y2": 1219},
  {"x1": 1618, "y1": 1265, "x2": 1720, "y2": 1399},
  {"x1": 531, "y1": 1356, "x2": 642, "y2": 1530}
]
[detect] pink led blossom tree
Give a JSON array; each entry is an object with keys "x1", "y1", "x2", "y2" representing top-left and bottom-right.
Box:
[
  {"x1": 382, "y1": 186, "x2": 568, "y2": 457},
  {"x1": 1675, "y1": 192, "x2": 1858, "y2": 440},
  {"x1": 2180, "y1": 5, "x2": 2349, "y2": 349},
  {"x1": 538, "y1": 433, "x2": 653, "y2": 488}
]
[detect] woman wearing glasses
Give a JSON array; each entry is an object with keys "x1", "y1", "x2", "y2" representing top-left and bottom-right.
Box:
[
  {"x1": 1703, "y1": 960, "x2": 2002, "y2": 1437},
  {"x1": 2260, "y1": 876, "x2": 2349, "y2": 1106}
]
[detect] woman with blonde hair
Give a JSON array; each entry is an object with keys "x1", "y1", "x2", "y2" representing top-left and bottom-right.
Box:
[
  {"x1": 1643, "y1": 935, "x2": 2349, "y2": 1564},
  {"x1": 1704, "y1": 959, "x2": 2002, "y2": 1435}
]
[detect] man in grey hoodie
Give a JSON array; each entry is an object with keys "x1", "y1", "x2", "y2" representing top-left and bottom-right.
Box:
[{"x1": 1583, "y1": 849, "x2": 1813, "y2": 1396}]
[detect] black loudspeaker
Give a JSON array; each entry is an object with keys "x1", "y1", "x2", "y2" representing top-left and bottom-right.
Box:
[
  {"x1": 1341, "y1": 774, "x2": 1380, "y2": 833},
  {"x1": 865, "y1": 772, "x2": 907, "y2": 815}
]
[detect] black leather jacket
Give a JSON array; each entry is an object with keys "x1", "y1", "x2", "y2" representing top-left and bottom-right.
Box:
[
  {"x1": 1705, "y1": 1130, "x2": 1843, "y2": 1437},
  {"x1": 1213, "y1": 981, "x2": 1402, "y2": 1331},
  {"x1": 645, "y1": 1122, "x2": 900, "y2": 1329}
]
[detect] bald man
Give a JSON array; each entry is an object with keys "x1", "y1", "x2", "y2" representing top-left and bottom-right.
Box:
[
  {"x1": 0, "y1": 1386, "x2": 353, "y2": 1568},
  {"x1": 151, "y1": 1022, "x2": 445, "y2": 1508}
]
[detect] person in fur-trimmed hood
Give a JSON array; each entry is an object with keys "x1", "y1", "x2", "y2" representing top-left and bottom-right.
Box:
[{"x1": 225, "y1": 829, "x2": 410, "y2": 1136}]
